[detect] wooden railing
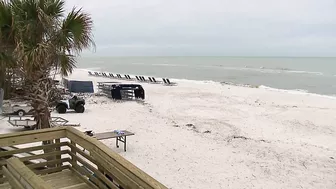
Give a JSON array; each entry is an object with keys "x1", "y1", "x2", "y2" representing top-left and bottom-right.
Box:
[
  {"x1": 0, "y1": 127, "x2": 167, "y2": 189},
  {"x1": 3, "y1": 157, "x2": 53, "y2": 189}
]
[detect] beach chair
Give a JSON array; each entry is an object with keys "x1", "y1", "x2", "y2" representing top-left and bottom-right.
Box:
[
  {"x1": 128, "y1": 75, "x2": 132, "y2": 79},
  {"x1": 141, "y1": 76, "x2": 146, "y2": 81},
  {"x1": 88, "y1": 71, "x2": 93, "y2": 76},
  {"x1": 148, "y1": 77, "x2": 153, "y2": 82},
  {"x1": 94, "y1": 72, "x2": 99, "y2": 76},
  {"x1": 166, "y1": 79, "x2": 171, "y2": 84},
  {"x1": 152, "y1": 77, "x2": 157, "y2": 83},
  {"x1": 136, "y1": 76, "x2": 140, "y2": 81},
  {"x1": 102, "y1": 73, "x2": 108, "y2": 77},
  {"x1": 162, "y1": 78, "x2": 176, "y2": 86},
  {"x1": 125, "y1": 75, "x2": 131, "y2": 80},
  {"x1": 109, "y1": 73, "x2": 115, "y2": 77}
]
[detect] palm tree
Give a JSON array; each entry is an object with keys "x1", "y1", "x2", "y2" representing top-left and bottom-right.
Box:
[
  {"x1": 1, "y1": 0, "x2": 95, "y2": 129},
  {"x1": 0, "y1": 0, "x2": 16, "y2": 99}
]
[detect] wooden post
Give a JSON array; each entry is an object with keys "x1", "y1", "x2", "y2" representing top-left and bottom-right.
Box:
[
  {"x1": 55, "y1": 138, "x2": 61, "y2": 167},
  {"x1": 70, "y1": 141, "x2": 77, "y2": 167}
]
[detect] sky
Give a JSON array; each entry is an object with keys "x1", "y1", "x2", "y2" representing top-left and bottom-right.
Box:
[{"x1": 66, "y1": 0, "x2": 336, "y2": 57}]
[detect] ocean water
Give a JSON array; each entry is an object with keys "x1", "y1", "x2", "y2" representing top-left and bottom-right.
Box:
[{"x1": 77, "y1": 56, "x2": 336, "y2": 96}]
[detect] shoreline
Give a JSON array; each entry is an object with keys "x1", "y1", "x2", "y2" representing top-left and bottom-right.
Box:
[{"x1": 80, "y1": 68, "x2": 336, "y2": 99}]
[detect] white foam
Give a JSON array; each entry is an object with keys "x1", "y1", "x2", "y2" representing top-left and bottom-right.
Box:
[{"x1": 259, "y1": 85, "x2": 336, "y2": 99}]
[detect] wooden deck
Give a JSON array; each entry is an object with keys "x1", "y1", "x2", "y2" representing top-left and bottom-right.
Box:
[
  {"x1": 0, "y1": 127, "x2": 167, "y2": 189},
  {"x1": 0, "y1": 170, "x2": 90, "y2": 189}
]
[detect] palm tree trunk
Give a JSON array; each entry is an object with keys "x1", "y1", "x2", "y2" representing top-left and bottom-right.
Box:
[{"x1": 29, "y1": 76, "x2": 56, "y2": 166}]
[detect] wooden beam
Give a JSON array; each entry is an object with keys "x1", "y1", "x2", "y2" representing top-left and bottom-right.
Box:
[
  {"x1": 34, "y1": 165, "x2": 70, "y2": 175},
  {"x1": 6, "y1": 157, "x2": 53, "y2": 189},
  {"x1": 27, "y1": 158, "x2": 71, "y2": 169},
  {"x1": 20, "y1": 150, "x2": 70, "y2": 162},
  {"x1": 55, "y1": 138, "x2": 62, "y2": 167},
  {"x1": 0, "y1": 127, "x2": 66, "y2": 147},
  {"x1": 1, "y1": 166, "x2": 24, "y2": 189},
  {"x1": 0, "y1": 141, "x2": 68, "y2": 158}
]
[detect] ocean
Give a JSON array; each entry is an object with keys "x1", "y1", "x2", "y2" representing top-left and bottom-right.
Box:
[{"x1": 77, "y1": 56, "x2": 336, "y2": 96}]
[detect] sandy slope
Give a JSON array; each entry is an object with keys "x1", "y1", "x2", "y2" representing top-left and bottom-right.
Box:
[{"x1": 1, "y1": 69, "x2": 335, "y2": 189}]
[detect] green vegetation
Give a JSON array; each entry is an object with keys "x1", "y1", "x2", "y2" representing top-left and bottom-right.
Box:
[{"x1": 0, "y1": 0, "x2": 95, "y2": 129}]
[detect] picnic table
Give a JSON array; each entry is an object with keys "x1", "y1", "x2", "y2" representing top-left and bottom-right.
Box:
[{"x1": 85, "y1": 130, "x2": 134, "y2": 152}]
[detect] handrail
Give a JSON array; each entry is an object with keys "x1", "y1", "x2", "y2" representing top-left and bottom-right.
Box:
[
  {"x1": 65, "y1": 127, "x2": 167, "y2": 189},
  {"x1": 0, "y1": 127, "x2": 66, "y2": 147},
  {"x1": 6, "y1": 157, "x2": 53, "y2": 189}
]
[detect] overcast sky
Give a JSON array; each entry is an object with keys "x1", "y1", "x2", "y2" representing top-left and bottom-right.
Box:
[{"x1": 67, "y1": 0, "x2": 336, "y2": 57}]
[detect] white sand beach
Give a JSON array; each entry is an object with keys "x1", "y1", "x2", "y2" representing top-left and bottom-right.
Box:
[{"x1": 1, "y1": 68, "x2": 335, "y2": 189}]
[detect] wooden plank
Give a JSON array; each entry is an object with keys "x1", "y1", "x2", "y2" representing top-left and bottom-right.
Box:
[
  {"x1": 0, "y1": 146, "x2": 36, "y2": 157},
  {"x1": 1, "y1": 166, "x2": 24, "y2": 189},
  {"x1": 71, "y1": 163, "x2": 109, "y2": 189},
  {"x1": 66, "y1": 127, "x2": 167, "y2": 189},
  {"x1": 0, "y1": 142, "x2": 68, "y2": 158},
  {"x1": 0, "y1": 127, "x2": 66, "y2": 147},
  {"x1": 67, "y1": 143, "x2": 123, "y2": 185},
  {"x1": 68, "y1": 152, "x2": 119, "y2": 189},
  {"x1": 67, "y1": 144, "x2": 122, "y2": 189},
  {"x1": 6, "y1": 157, "x2": 53, "y2": 189},
  {"x1": 66, "y1": 143, "x2": 97, "y2": 166},
  {"x1": 20, "y1": 150, "x2": 69, "y2": 162},
  {"x1": 34, "y1": 165, "x2": 70, "y2": 175},
  {"x1": 68, "y1": 166, "x2": 100, "y2": 189},
  {"x1": 27, "y1": 158, "x2": 71, "y2": 169},
  {"x1": 90, "y1": 150, "x2": 138, "y2": 189},
  {"x1": 55, "y1": 139, "x2": 62, "y2": 167},
  {"x1": 93, "y1": 131, "x2": 134, "y2": 140},
  {"x1": 60, "y1": 183, "x2": 91, "y2": 189},
  {"x1": 41, "y1": 170, "x2": 84, "y2": 189},
  {"x1": 41, "y1": 169, "x2": 74, "y2": 181}
]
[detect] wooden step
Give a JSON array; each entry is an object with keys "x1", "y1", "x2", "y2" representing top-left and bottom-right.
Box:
[
  {"x1": 0, "y1": 170, "x2": 92, "y2": 189},
  {"x1": 60, "y1": 183, "x2": 91, "y2": 189},
  {"x1": 41, "y1": 169, "x2": 74, "y2": 181},
  {"x1": 41, "y1": 170, "x2": 89, "y2": 189}
]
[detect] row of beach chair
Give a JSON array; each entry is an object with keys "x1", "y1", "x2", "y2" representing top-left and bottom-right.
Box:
[{"x1": 88, "y1": 71, "x2": 175, "y2": 85}]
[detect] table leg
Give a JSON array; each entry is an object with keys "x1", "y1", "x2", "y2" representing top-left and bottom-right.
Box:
[
  {"x1": 116, "y1": 137, "x2": 119, "y2": 148},
  {"x1": 124, "y1": 136, "x2": 127, "y2": 152}
]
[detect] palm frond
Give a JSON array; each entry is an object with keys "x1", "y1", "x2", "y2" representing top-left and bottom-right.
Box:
[
  {"x1": 57, "y1": 52, "x2": 76, "y2": 76},
  {"x1": 43, "y1": 0, "x2": 65, "y2": 19},
  {"x1": 60, "y1": 7, "x2": 95, "y2": 54}
]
